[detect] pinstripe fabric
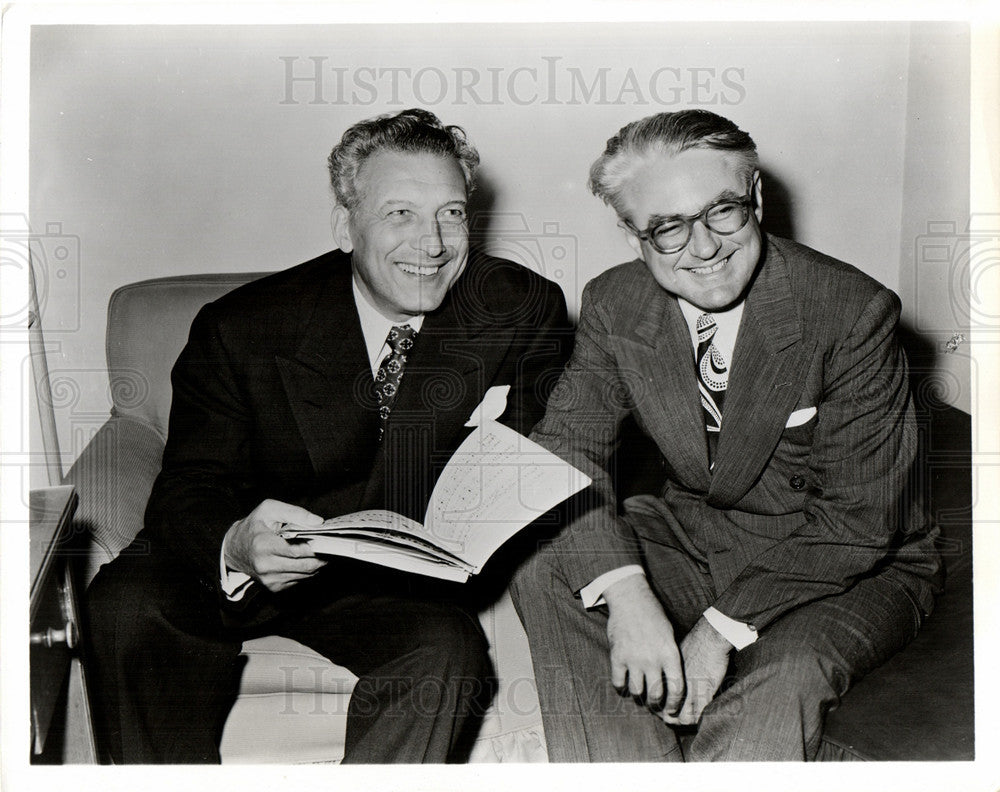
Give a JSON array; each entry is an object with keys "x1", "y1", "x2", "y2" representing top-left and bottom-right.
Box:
[
  {"x1": 515, "y1": 234, "x2": 941, "y2": 761},
  {"x1": 530, "y1": 235, "x2": 939, "y2": 628}
]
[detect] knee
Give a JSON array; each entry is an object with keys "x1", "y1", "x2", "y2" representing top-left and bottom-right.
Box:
[
  {"x1": 85, "y1": 551, "x2": 193, "y2": 662},
  {"x1": 392, "y1": 604, "x2": 491, "y2": 685},
  {"x1": 86, "y1": 556, "x2": 138, "y2": 647},
  {"x1": 733, "y1": 640, "x2": 844, "y2": 707},
  {"x1": 431, "y1": 610, "x2": 491, "y2": 679},
  {"x1": 85, "y1": 555, "x2": 162, "y2": 697}
]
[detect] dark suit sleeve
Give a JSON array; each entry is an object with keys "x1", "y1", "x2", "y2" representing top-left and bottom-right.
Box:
[
  {"x1": 143, "y1": 302, "x2": 256, "y2": 590},
  {"x1": 504, "y1": 277, "x2": 575, "y2": 437},
  {"x1": 712, "y1": 288, "x2": 919, "y2": 630},
  {"x1": 528, "y1": 280, "x2": 645, "y2": 591}
]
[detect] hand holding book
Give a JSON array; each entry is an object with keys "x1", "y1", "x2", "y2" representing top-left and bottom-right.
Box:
[{"x1": 280, "y1": 419, "x2": 591, "y2": 582}]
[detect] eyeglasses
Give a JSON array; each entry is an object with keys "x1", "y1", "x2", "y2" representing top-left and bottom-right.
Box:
[{"x1": 620, "y1": 178, "x2": 758, "y2": 255}]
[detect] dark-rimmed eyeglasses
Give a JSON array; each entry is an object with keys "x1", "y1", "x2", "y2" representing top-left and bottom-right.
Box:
[{"x1": 620, "y1": 177, "x2": 758, "y2": 254}]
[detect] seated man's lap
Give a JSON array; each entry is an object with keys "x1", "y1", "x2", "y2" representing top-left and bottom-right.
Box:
[
  {"x1": 272, "y1": 565, "x2": 492, "y2": 680},
  {"x1": 725, "y1": 571, "x2": 923, "y2": 699},
  {"x1": 89, "y1": 540, "x2": 490, "y2": 675},
  {"x1": 87, "y1": 539, "x2": 493, "y2": 756}
]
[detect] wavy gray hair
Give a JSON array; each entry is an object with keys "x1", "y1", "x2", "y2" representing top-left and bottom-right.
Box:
[
  {"x1": 589, "y1": 110, "x2": 758, "y2": 217},
  {"x1": 327, "y1": 108, "x2": 480, "y2": 210}
]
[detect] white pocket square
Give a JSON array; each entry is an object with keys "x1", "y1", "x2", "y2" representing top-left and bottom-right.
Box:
[
  {"x1": 465, "y1": 385, "x2": 511, "y2": 427},
  {"x1": 785, "y1": 406, "x2": 817, "y2": 428}
]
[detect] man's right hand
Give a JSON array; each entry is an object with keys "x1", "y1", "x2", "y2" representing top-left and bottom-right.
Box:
[
  {"x1": 223, "y1": 499, "x2": 327, "y2": 593},
  {"x1": 603, "y1": 574, "x2": 685, "y2": 716}
]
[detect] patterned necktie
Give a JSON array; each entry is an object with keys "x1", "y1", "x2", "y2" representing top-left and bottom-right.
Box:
[
  {"x1": 695, "y1": 313, "x2": 728, "y2": 467},
  {"x1": 374, "y1": 324, "x2": 417, "y2": 441}
]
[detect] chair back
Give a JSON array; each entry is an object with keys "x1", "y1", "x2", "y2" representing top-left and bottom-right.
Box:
[{"x1": 106, "y1": 273, "x2": 271, "y2": 435}]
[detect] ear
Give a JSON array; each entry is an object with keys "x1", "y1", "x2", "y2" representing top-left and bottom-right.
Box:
[
  {"x1": 618, "y1": 220, "x2": 646, "y2": 261},
  {"x1": 331, "y1": 205, "x2": 354, "y2": 253},
  {"x1": 751, "y1": 170, "x2": 764, "y2": 224}
]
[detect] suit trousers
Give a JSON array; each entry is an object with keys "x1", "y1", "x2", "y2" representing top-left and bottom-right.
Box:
[
  {"x1": 511, "y1": 494, "x2": 926, "y2": 761},
  {"x1": 85, "y1": 539, "x2": 493, "y2": 764}
]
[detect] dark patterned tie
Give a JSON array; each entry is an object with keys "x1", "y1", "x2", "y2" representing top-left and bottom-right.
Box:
[
  {"x1": 696, "y1": 313, "x2": 728, "y2": 467},
  {"x1": 374, "y1": 324, "x2": 417, "y2": 441}
]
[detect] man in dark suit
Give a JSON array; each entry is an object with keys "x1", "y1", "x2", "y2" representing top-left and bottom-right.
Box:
[
  {"x1": 510, "y1": 109, "x2": 940, "y2": 761},
  {"x1": 87, "y1": 108, "x2": 570, "y2": 764}
]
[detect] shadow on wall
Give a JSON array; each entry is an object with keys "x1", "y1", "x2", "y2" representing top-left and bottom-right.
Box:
[
  {"x1": 759, "y1": 167, "x2": 796, "y2": 242},
  {"x1": 897, "y1": 324, "x2": 954, "y2": 418}
]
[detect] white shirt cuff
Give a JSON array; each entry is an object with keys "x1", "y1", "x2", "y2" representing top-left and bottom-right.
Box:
[
  {"x1": 220, "y1": 535, "x2": 253, "y2": 601},
  {"x1": 579, "y1": 565, "x2": 646, "y2": 609},
  {"x1": 703, "y1": 606, "x2": 758, "y2": 650}
]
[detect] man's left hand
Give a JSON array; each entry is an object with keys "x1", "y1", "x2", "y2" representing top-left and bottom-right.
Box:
[{"x1": 660, "y1": 616, "x2": 733, "y2": 726}]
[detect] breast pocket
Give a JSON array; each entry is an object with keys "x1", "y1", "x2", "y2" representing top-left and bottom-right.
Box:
[{"x1": 777, "y1": 404, "x2": 818, "y2": 458}]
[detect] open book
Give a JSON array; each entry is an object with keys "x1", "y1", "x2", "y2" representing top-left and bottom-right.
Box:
[{"x1": 280, "y1": 419, "x2": 591, "y2": 582}]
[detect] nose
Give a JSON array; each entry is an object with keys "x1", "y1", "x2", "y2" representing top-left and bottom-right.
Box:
[
  {"x1": 418, "y1": 218, "x2": 447, "y2": 258},
  {"x1": 686, "y1": 219, "x2": 722, "y2": 260}
]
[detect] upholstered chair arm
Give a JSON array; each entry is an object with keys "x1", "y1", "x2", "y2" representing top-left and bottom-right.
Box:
[{"x1": 62, "y1": 413, "x2": 166, "y2": 589}]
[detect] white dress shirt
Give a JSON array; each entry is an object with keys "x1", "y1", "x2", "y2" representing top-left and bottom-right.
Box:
[
  {"x1": 579, "y1": 297, "x2": 758, "y2": 651},
  {"x1": 220, "y1": 276, "x2": 425, "y2": 600}
]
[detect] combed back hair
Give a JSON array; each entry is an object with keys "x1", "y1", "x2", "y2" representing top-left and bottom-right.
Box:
[
  {"x1": 588, "y1": 110, "x2": 759, "y2": 216},
  {"x1": 327, "y1": 108, "x2": 480, "y2": 210}
]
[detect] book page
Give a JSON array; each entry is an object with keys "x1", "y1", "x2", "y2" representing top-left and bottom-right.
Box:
[
  {"x1": 280, "y1": 510, "x2": 466, "y2": 563},
  {"x1": 285, "y1": 509, "x2": 426, "y2": 537},
  {"x1": 422, "y1": 419, "x2": 591, "y2": 570},
  {"x1": 294, "y1": 534, "x2": 470, "y2": 583},
  {"x1": 308, "y1": 528, "x2": 472, "y2": 570}
]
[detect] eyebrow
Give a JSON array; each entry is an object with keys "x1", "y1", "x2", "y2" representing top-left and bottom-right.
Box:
[
  {"x1": 379, "y1": 198, "x2": 467, "y2": 210},
  {"x1": 646, "y1": 188, "x2": 745, "y2": 226}
]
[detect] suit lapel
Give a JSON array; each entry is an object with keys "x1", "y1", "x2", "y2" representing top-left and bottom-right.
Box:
[
  {"x1": 275, "y1": 258, "x2": 380, "y2": 483},
  {"x1": 708, "y1": 238, "x2": 812, "y2": 507},
  {"x1": 383, "y1": 293, "x2": 494, "y2": 422},
  {"x1": 623, "y1": 280, "x2": 712, "y2": 492}
]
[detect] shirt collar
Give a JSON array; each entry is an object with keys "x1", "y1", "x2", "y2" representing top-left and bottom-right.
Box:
[
  {"x1": 352, "y1": 276, "x2": 424, "y2": 372},
  {"x1": 676, "y1": 296, "x2": 744, "y2": 361}
]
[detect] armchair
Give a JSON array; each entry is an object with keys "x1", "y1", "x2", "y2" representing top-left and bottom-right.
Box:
[{"x1": 65, "y1": 272, "x2": 546, "y2": 763}]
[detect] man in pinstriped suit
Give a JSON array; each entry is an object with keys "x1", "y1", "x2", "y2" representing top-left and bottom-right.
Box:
[{"x1": 511, "y1": 110, "x2": 941, "y2": 761}]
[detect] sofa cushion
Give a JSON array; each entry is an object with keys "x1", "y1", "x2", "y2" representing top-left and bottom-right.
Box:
[
  {"x1": 238, "y1": 636, "x2": 359, "y2": 697},
  {"x1": 221, "y1": 692, "x2": 351, "y2": 764}
]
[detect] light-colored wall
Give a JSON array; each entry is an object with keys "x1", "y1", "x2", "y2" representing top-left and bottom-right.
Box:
[
  {"x1": 896, "y1": 23, "x2": 972, "y2": 414},
  {"x1": 27, "y1": 22, "x2": 970, "y2": 480}
]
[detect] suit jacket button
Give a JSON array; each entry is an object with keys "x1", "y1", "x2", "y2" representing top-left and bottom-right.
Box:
[{"x1": 789, "y1": 475, "x2": 806, "y2": 490}]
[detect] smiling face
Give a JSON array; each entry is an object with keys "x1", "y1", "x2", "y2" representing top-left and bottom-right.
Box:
[
  {"x1": 332, "y1": 150, "x2": 470, "y2": 321},
  {"x1": 619, "y1": 147, "x2": 764, "y2": 312}
]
